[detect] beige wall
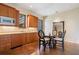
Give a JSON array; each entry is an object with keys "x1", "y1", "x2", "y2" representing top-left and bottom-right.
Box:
[{"x1": 45, "y1": 7, "x2": 79, "y2": 44}]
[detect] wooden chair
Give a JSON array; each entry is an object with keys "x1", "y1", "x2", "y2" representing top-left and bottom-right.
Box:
[
  {"x1": 38, "y1": 30, "x2": 50, "y2": 51},
  {"x1": 53, "y1": 31, "x2": 66, "y2": 50}
]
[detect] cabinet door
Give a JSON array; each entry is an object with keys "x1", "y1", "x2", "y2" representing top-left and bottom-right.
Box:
[
  {"x1": 24, "y1": 33, "x2": 28, "y2": 44},
  {"x1": 25, "y1": 33, "x2": 34, "y2": 44},
  {"x1": 33, "y1": 33, "x2": 39, "y2": 42},
  {"x1": 25, "y1": 33, "x2": 31, "y2": 44},
  {"x1": 21, "y1": 33, "x2": 25, "y2": 45},
  {"x1": 15, "y1": 10, "x2": 19, "y2": 26},
  {"x1": 0, "y1": 35, "x2": 11, "y2": 52},
  {"x1": 11, "y1": 34, "x2": 23, "y2": 48},
  {"x1": 27, "y1": 15, "x2": 38, "y2": 27},
  {"x1": 8, "y1": 7, "x2": 14, "y2": 18},
  {"x1": 25, "y1": 33, "x2": 39, "y2": 44},
  {"x1": 29, "y1": 33, "x2": 34, "y2": 42},
  {"x1": 8, "y1": 7, "x2": 19, "y2": 19},
  {"x1": 9, "y1": 8, "x2": 19, "y2": 26},
  {"x1": 0, "y1": 4, "x2": 8, "y2": 17}
]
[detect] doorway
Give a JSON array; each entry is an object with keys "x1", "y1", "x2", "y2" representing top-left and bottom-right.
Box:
[{"x1": 38, "y1": 19, "x2": 43, "y2": 31}]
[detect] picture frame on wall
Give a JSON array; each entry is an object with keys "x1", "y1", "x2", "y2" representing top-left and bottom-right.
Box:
[{"x1": 53, "y1": 21, "x2": 64, "y2": 36}]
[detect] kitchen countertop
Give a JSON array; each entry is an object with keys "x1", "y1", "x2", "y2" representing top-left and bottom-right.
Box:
[
  {"x1": 0, "y1": 31, "x2": 38, "y2": 35},
  {"x1": 0, "y1": 27, "x2": 38, "y2": 35}
]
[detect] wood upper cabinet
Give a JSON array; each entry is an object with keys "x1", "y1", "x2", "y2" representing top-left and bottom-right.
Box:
[
  {"x1": 16, "y1": 10, "x2": 19, "y2": 26},
  {"x1": 8, "y1": 7, "x2": 15, "y2": 18},
  {"x1": 27, "y1": 15, "x2": 38, "y2": 27},
  {"x1": 0, "y1": 4, "x2": 8, "y2": 17},
  {"x1": 8, "y1": 7, "x2": 19, "y2": 19},
  {"x1": 8, "y1": 7, "x2": 19, "y2": 26},
  {"x1": 0, "y1": 4, "x2": 19, "y2": 26}
]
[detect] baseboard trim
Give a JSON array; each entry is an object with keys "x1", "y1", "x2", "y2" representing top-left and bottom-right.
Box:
[{"x1": 65, "y1": 40, "x2": 79, "y2": 44}]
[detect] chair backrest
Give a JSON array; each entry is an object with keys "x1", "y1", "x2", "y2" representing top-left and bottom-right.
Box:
[
  {"x1": 38, "y1": 30, "x2": 45, "y2": 39},
  {"x1": 57, "y1": 31, "x2": 66, "y2": 41},
  {"x1": 58, "y1": 31, "x2": 62, "y2": 38},
  {"x1": 53, "y1": 30, "x2": 57, "y2": 37}
]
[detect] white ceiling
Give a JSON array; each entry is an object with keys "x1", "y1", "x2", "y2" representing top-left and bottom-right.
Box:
[{"x1": 5, "y1": 3, "x2": 79, "y2": 16}]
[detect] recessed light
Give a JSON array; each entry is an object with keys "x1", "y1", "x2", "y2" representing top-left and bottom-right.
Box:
[{"x1": 29, "y1": 5, "x2": 32, "y2": 8}]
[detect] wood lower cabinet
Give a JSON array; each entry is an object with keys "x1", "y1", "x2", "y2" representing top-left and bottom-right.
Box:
[
  {"x1": 11, "y1": 34, "x2": 25, "y2": 48},
  {"x1": 0, "y1": 35, "x2": 11, "y2": 52},
  {"x1": 27, "y1": 33, "x2": 35, "y2": 43},
  {"x1": 33, "y1": 33, "x2": 39, "y2": 42},
  {"x1": 25, "y1": 33, "x2": 38, "y2": 44},
  {"x1": 0, "y1": 32, "x2": 38, "y2": 54}
]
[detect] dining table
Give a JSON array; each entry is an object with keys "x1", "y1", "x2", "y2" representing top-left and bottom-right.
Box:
[{"x1": 44, "y1": 35, "x2": 56, "y2": 48}]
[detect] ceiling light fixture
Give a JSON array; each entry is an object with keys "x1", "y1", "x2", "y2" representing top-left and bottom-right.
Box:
[
  {"x1": 29, "y1": 5, "x2": 32, "y2": 8},
  {"x1": 54, "y1": 11, "x2": 60, "y2": 22}
]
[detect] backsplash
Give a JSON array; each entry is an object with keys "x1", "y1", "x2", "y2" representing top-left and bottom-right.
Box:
[{"x1": 0, "y1": 26, "x2": 37, "y2": 33}]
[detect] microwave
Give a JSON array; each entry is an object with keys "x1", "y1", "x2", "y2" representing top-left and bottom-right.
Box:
[{"x1": 0, "y1": 16, "x2": 15, "y2": 25}]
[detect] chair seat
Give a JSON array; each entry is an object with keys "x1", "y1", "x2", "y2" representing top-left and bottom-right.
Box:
[
  {"x1": 54, "y1": 37, "x2": 62, "y2": 41},
  {"x1": 40, "y1": 38, "x2": 50, "y2": 41}
]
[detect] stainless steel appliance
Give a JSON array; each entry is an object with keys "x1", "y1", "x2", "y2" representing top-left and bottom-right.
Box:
[{"x1": 0, "y1": 16, "x2": 15, "y2": 25}]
